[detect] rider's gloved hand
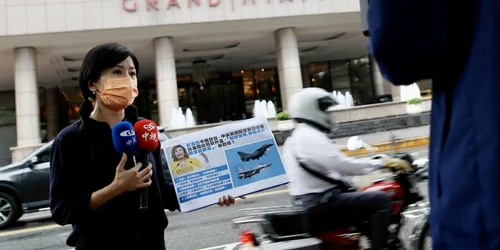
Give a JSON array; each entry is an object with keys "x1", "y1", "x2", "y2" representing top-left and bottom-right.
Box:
[{"x1": 382, "y1": 158, "x2": 413, "y2": 172}]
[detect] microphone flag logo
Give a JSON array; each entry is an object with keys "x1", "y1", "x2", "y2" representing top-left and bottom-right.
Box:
[
  {"x1": 120, "y1": 129, "x2": 136, "y2": 137},
  {"x1": 143, "y1": 122, "x2": 155, "y2": 132},
  {"x1": 139, "y1": 122, "x2": 158, "y2": 142},
  {"x1": 126, "y1": 137, "x2": 137, "y2": 146}
]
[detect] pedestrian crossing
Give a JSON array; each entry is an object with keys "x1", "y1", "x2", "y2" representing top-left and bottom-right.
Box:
[{"x1": 197, "y1": 242, "x2": 241, "y2": 250}]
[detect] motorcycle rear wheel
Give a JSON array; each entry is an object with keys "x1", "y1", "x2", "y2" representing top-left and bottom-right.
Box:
[{"x1": 417, "y1": 222, "x2": 431, "y2": 250}]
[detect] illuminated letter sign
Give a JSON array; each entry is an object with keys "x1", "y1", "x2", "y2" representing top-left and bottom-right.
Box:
[
  {"x1": 147, "y1": 0, "x2": 160, "y2": 11},
  {"x1": 122, "y1": 0, "x2": 137, "y2": 12},
  {"x1": 208, "y1": 0, "x2": 220, "y2": 7},
  {"x1": 121, "y1": 0, "x2": 302, "y2": 12}
]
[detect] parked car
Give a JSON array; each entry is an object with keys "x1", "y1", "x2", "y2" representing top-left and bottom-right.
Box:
[{"x1": 0, "y1": 127, "x2": 173, "y2": 229}]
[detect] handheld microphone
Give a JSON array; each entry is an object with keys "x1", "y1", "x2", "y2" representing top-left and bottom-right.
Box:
[
  {"x1": 111, "y1": 121, "x2": 138, "y2": 156},
  {"x1": 133, "y1": 119, "x2": 160, "y2": 209}
]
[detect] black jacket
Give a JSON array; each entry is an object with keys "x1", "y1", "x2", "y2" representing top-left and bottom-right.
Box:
[{"x1": 49, "y1": 115, "x2": 179, "y2": 248}]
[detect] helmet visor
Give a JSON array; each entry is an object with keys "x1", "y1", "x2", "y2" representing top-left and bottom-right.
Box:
[{"x1": 318, "y1": 96, "x2": 338, "y2": 112}]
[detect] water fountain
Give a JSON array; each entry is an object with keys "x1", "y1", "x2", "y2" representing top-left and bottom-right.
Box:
[
  {"x1": 266, "y1": 101, "x2": 277, "y2": 118},
  {"x1": 330, "y1": 91, "x2": 354, "y2": 109},
  {"x1": 170, "y1": 107, "x2": 178, "y2": 129},
  {"x1": 169, "y1": 107, "x2": 197, "y2": 129},
  {"x1": 345, "y1": 92, "x2": 354, "y2": 108},
  {"x1": 412, "y1": 83, "x2": 422, "y2": 99},
  {"x1": 333, "y1": 91, "x2": 342, "y2": 107},
  {"x1": 260, "y1": 100, "x2": 269, "y2": 117},
  {"x1": 252, "y1": 100, "x2": 277, "y2": 118},
  {"x1": 400, "y1": 83, "x2": 422, "y2": 102},
  {"x1": 402, "y1": 83, "x2": 423, "y2": 114},
  {"x1": 400, "y1": 86, "x2": 407, "y2": 102},
  {"x1": 337, "y1": 91, "x2": 347, "y2": 108},
  {"x1": 253, "y1": 100, "x2": 266, "y2": 118},
  {"x1": 176, "y1": 107, "x2": 186, "y2": 129},
  {"x1": 253, "y1": 100, "x2": 262, "y2": 117},
  {"x1": 185, "y1": 108, "x2": 196, "y2": 127}
]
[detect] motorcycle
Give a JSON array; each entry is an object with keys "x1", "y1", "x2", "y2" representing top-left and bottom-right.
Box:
[
  {"x1": 232, "y1": 136, "x2": 430, "y2": 250},
  {"x1": 400, "y1": 201, "x2": 431, "y2": 250}
]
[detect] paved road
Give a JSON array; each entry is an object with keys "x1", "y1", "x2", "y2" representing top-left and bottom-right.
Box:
[{"x1": 0, "y1": 147, "x2": 429, "y2": 250}]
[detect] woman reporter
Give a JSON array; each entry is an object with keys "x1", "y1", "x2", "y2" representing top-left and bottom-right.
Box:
[{"x1": 49, "y1": 43, "x2": 238, "y2": 250}]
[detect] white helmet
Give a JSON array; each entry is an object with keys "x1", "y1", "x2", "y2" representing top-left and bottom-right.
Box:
[{"x1": 288, "y1": 87, "x2": 339, "y2": 132}]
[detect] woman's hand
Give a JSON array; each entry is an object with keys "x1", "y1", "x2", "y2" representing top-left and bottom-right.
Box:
[
  {"x1": 112, "y1": 154, "x2": 153, "y2": 194},
  {"x1": 217, "y1": 195, "x2": 247, "y2": 207}
]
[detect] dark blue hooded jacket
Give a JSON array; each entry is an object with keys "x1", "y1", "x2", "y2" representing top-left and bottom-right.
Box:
[{"x1": 367, "y1": 0, "x2": 500, "y2": 249}]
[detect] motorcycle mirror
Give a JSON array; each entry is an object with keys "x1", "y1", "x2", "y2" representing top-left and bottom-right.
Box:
[{"x1": 347, "y1": 136, "x2": 363, "y2": 151}]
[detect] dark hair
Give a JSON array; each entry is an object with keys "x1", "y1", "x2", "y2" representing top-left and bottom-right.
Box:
[
  {"x1": 78, "y1": 43, "x2": 140, "y2": 123},
  {"x1": 171, "y1": 145, "x2": 189, "y2": 160}
]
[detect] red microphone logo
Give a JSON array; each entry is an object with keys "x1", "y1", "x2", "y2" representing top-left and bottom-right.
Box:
[
  {"x1": 134, "y1": 119, "x2": 159, "y2": 152},
  {"x1": 141, "y1": 122, "x2": 158, "y2": 142}
]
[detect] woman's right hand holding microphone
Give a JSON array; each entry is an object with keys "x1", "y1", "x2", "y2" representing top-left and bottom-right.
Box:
[
  {"x1": 89, "y1": 153, "x2": 153, "y2": 211},
  {"x1": 112, "y1": 153, "x2": 153, "y2": 194}
]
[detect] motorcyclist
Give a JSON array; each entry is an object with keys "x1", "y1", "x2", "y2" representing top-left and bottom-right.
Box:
[{"x1": 281, "y1": 87, "x2": 412, "y2": 250}]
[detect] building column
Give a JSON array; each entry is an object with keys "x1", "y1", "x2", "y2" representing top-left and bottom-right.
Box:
[
  {"x1": 371, "y1": 58, "x2": 392, "y2": 97},
  {"x1": 154, "y1": 37, "x2": 179, "y2": 128},
  {"x1": 275, "y1": 28, "x2": 303, "y2": 110},
  {"x1": 391, "y1": 85, "x2": 401, "y2": 102},
  {"x1": 10, "y1": 47, "x2": 42, "y2": 163},
  {"x1": 45, "y1": 87, "x2": 60, "y2": 140}
]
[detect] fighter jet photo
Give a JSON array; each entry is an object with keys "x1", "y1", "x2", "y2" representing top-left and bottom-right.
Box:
[
  {"x1": 237, "y1": 163, "x2": 272, "y2": 179},
  {"x1": 237, "y1": 143, "x2": 273, "y2": 162}
]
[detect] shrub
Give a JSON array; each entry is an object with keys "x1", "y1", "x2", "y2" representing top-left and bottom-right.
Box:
[
  {"x1": 276, "y1": 111, "x2": 290, "y2": 121},
  {"x1": 407, "y1": 98, "x2": 422, "y2": 105}
]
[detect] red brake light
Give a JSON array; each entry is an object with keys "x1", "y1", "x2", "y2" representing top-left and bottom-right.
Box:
[{"x1": 239, "y1": 230, "x2": 255, "y2": 245}]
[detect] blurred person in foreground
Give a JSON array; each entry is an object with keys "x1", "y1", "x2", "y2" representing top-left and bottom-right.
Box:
[
  {"x1": 367, "y1": 0, "x2": 499, "y2": 249},
  {"x1": 282, "y1": 87, "x2": 412, "y2": 250},
  {"x1": 49, "y1": 43, "x2": 240, "y2": 250}
]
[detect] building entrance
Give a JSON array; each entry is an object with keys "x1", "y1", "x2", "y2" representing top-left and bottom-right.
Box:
[{"x1": 183, "y1": 74, "x2": 246, "y2": 124}]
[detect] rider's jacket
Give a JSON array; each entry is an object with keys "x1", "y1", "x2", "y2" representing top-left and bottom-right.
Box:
[{"x1": 282, "y1": 123, "x2": 381, "y2": 196}]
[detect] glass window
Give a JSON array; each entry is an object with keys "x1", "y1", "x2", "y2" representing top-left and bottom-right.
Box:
[
  {"x1": 146, "y1": 84, "x2": 160, "y2": 124},
  {"x1": 307, "y1": 57, "x2": 376, "y2": 106},
  {"x1": 233, "y1": 68, "x2": 282, "y2": 117},
  {"x1": 61, "y1": 87, "x2": 84, "y2": 124},
  {"x1": 255, "y1": 68, "x2": 278, "y2": 100},
  {"x1": 309, "y1": 62, "x2": 333, "y2": 92},
  {"x1": 233, "y1": 70, "x2": 256, "y2": 101},
  {"x1": 330, "y1": 60, "x2": 351, "y2": 94},
  {"x1": 255, "y1": 68, "x2": 281, "y2": 114},
  {"x1": 349, "y1": 56, "x2": 375, "y2": 105},
  {"x1": 0, "y1": 91, "x2": 15, "y2": 126},
  {"x1": 36, "y1": 147, "x2": 51, "y2": 163}
]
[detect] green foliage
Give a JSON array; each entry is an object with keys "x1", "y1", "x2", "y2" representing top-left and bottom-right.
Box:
[
  {"x1": 407, "y1": 98, "x2": 422, "y2": 105},
  {"x1": 276, "y1": 111, "x2": 290, "y2": 121}
]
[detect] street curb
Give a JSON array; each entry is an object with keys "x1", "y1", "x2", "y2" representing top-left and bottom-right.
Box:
[{"x1": 340, "y1": 136, "x2": 429, "y2": 157}]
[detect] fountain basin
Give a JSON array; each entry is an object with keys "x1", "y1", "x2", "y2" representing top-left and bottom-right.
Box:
[
  {"x1": 165, "y1": 98, "x2": 432, "y2": 137},
  {"x1": 406, "y1": 104, "x2": 422, "y2": 114},
  {"x1": 277, "y1": 120, "x2": 294, "y2": 131}
]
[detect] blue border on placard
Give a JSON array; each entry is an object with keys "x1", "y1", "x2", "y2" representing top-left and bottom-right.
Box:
[
  {"x1": 179, "y1": 182, "x2": 289, "y2": 213},
  {"x1": 175, "y1": 165, "x2": 235, "y2": 204}
]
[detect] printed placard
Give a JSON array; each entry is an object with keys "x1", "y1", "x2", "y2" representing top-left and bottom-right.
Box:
[{"x1": 161, "y1": 116, "x2": 289, "y2": 212}]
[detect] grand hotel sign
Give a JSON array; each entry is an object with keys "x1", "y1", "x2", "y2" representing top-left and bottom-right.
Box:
[{"x1": 122, "y1": 0, "x2": 297, "y2": 12}]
